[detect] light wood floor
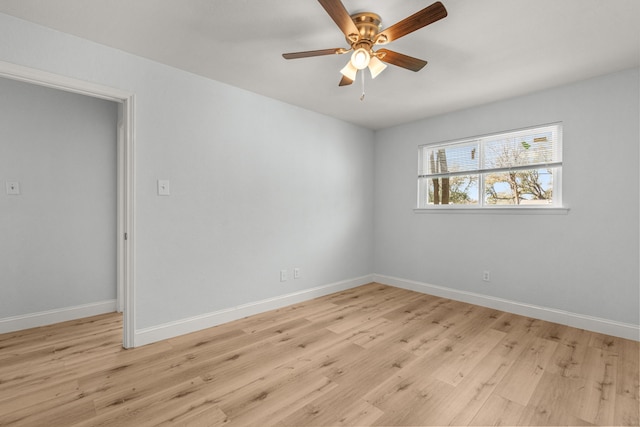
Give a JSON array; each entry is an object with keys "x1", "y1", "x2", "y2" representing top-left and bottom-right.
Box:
[{"x1": 1, "y1": 283, "x2": 638, "y2": 426}]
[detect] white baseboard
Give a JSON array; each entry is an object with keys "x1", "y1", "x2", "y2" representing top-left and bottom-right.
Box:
[
  {"x1": 134, "y1": 275, "x2": 375, "y2": 347},
  {"x1": 0, "y1": 300, "x2": 117, "y2": 334},
  {"x1": 374, "y1": 274, "x2": 639, "y2": 342},
  {"x1": 7, "y1": 274, "x2": 634, "y2": 344}
]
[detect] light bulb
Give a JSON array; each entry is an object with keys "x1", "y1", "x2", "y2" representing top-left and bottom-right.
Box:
[{"x1": 350, "y1": 48, "x2": 370, "y2": 70}]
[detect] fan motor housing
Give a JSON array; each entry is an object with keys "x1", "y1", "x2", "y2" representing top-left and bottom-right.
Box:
[{"x1": 348, "y1": 12, "x2": 382, "y2": 44}]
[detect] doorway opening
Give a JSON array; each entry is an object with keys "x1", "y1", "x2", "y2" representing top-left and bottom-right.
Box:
[{"x1": 0, "y1": 61, "x2": 136, "y2": 348}]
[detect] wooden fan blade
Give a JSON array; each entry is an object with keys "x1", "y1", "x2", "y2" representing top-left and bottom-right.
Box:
[
  {"x1": 317, "y1": 0, "x2": 360, "y2": 40},
  {"x1": 377, "y1": 1, "x2": 447, "y2": 43},
  {"x1": 282, "y1": 48, "x2": 344, "y2": 59},
  {"x1": 339, "y1": 75, "x2": 354, "y2": 86},
  {"x1": 377, "y1": 49, "x2": 428, "y2": 72}
]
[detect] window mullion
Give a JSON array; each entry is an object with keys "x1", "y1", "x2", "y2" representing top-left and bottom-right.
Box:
[{"x1": 478, "y1": 139, "x2": 485, "y2": 207}]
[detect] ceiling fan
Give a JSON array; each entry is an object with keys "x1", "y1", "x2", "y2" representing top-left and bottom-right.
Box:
[{"x1": 282, "y1": 0, "x2": 448, "y2": 87}]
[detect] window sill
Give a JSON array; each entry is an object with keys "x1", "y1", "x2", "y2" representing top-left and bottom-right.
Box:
[{"x1": 413, "y1": 207, "x2": 570, "y2": 215}]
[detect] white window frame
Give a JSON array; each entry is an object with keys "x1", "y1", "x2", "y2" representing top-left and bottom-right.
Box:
[{"x1": 415, "y1": 123, "x2": 568, "y2": 214}]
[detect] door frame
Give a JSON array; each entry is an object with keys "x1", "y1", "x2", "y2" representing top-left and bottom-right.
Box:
[{"x1": 0, "y1": 61, "x2": 137, "y2": 348}]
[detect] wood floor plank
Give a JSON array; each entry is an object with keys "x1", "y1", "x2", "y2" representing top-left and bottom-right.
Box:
[
  {"x1": 519, "y1": 371, "x2": 594, "y2": 426},
  {"x1": 219, "y1": 374, "x2": 338, "y2": 426},
  {"x1": 0, "y1": 358, "x2": 67, "y2": 397},
  {"x1": 274, "y1": 384, "x2": 385, "y2": 426},
  {"x1": 614, "y1": 393, "x2": 640, "y2": 426},
  {"x1": 76, "y1": 377, "x2": 212, "y2": 426},
  {"x1": 0, "y1": 380, "x2": 95, "y2": 426},
  {"x1": 304, "y1": 287, "x2": 410, "y2": 335},
  {"x1": 0, "y1": 313, "x2": 120, "y2": 348},
  {"x1": 589, "y1": 331, "x2": 624, "y2": 353},
  {"x1": 545, "y1": 329, "x2": 590, "y2": 379},
  {"x1": 0, "y1": 283, "x2": 636, "y2": 426},
  {"x1": 324, "y1": 345, "x2": 416, "y2": 390},
  {"x1": 616, "y1": 337, "x2": 640, "y2": 401},
  {"x1": 432, "y1": 328, "x2": 506, "y2": 386},
  {"x1": 494, "y1": 336, "x2": 558, "y2": 406},
  {"x1": 378, "y1": 298, "x2": 461, "y2": 354},
  {"x1": 441, "y1": 348, "x2": 515, "y2": 425},
  {"x1": 576, "y1": 346, "x2": 619, "y2": 425},
  {"x1": 157, "y1": 406, "x2": 229, "y2": 427},
  {"x1": 469, "y1": 394, "x2": 528, "y2": 426},
  {"x1": 339, "y1": 316, "x2": 394, "y2": 349},
  {"x1": 157, "y1": 404, "x2": 229, "y2": 427},
  {"x1": 379, "y1": 292, "x2": 440, "y2": 322},
  {"x1": 492, "y1": 313, "x2": 548, "y2": 339},
  {"x1": 370, "y1": 377, "x2": 456, "y2": 426},
  {"x1": 440, "y1": 303, "x2": 503, "y2": 344},
  {"x1": 240, "y1": 302, "x2": 338, "y2": 334},
  {"x1": 361, "y1": 337, "x2": 454, "y2": 408},
  {"x1": 0, "y1": 377, "x2": 76, "y2": 413}
]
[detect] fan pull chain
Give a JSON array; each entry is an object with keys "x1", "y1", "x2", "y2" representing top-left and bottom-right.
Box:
[{"x1": 360, "y1": 70, "x2": 365, "y2": 101}]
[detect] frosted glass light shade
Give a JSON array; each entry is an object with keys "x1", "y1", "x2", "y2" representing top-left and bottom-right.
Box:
[
  {"x1": 368, "y1": 56, "x2": 387, "y2": 79},
  {"x1": 340, "y1": 61, "x2": 358, "y2": 81}
]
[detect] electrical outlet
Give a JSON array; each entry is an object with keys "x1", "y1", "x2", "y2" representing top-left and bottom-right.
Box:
[
  {"x1": 157, "y1": 179, "x2": 170, "y2": 196},
  {"x1": 293, "y1": 268, "x2": 300, "y2": 279},
  {"x1": 483, "y1": 271, "x2": 491, "y2": 282},
  {"x1": 280, "y1": 269, "x2": 288, "y2": 282},
  {"x1": 6, "y1": 181, "x2": 20, "y2": 195}
]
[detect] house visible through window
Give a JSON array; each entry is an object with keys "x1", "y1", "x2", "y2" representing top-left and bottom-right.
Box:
[{"x1": 417, "y1": 123, "x2": 562, "y2": 208}]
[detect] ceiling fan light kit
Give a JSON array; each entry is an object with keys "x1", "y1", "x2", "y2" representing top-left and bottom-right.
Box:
[{"x1": 282, "y1": 0, "x2": 448, "y2": 93}]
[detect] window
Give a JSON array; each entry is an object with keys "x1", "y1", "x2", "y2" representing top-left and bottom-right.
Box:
[{"x1": 417, "y1": 124, "x2": 562, "y2": 209}]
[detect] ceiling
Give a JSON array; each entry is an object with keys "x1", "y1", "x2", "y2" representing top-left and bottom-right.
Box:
[{"x1": 0, "y1": 0, "x2": 638, "y2": 130}]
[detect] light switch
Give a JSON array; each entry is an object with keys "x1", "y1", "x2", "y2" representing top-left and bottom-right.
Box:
[
  {"x1": 6, "y1": 181, "x2": 20, "y2": 195},
  {"x1": 157, "y1": 179, "x2": 170, "y2": 196}
]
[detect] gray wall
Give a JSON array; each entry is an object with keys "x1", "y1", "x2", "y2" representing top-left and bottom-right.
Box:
[
  {"x1": 374, "y1": 68, "x2": 640, "y2": 325},
  {"x1": 0, "y1": 13, "x2": 374, "y2": 330},
  {"x1": 1, "y1": 12, "x2": 636, "y2": 336},
  {"x1": 0, "y1": 77, "x2": 118, "y2": 317}
]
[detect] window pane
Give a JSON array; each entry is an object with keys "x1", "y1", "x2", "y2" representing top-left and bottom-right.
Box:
[
  {"x1": 422, "y1": 141, "x2": 478, "y2": 175},
  {"x1": 484, "y1": 168, "x2": 554, "y2": 205},
  {"x1": 426, "y1": 175, "x2": 479, "y2": 205},
  {"x1": 483, "y1": 129, "x2": 556, "y2": 170}
]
